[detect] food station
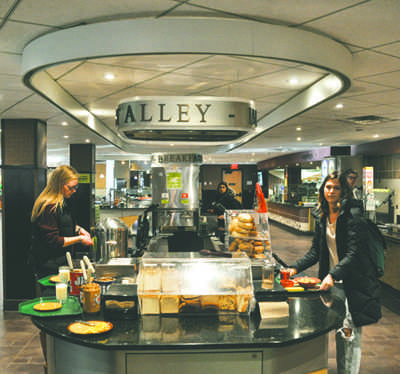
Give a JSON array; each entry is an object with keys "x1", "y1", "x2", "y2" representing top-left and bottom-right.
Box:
[{"x1": 18, "y1": 152, "x2": 346, "y2": 374}]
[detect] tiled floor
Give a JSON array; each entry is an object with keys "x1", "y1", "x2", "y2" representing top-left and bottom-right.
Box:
[{"x1": 1, "y1": 221, "x2": 399, "y2": 374}]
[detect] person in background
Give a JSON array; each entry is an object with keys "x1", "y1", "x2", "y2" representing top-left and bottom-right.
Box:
[
  {"x1": 344, "y1": 168, "x2": 362, "y2": 200},
  {"x1": 209, "y1": 181, "x2": 241, "y2": 241},
  {"x1": 286, "y1": 171, "x2": 381, "y2": 374},
  {"x1": 30, "y1": 165, "x2": 93, "y2": 278}
]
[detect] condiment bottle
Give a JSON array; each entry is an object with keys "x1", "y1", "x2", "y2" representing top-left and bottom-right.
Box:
[{"x1": 81, "y1": 282, "x2": 101, "y2": 313}]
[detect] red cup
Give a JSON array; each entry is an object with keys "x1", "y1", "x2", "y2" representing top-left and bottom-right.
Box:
[
  {"x1": 280, "y1": 268, "x2": 291, "y2": 282},
  {"x1": 70, "y1": 269, "x2": 84, "y2": 295}
]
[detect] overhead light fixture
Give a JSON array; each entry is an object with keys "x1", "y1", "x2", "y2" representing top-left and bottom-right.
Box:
[
  {"x1": 105, "y1": 73, "x2": 115, "y2": 80},
  {"x1": 346, "y1": 115, "x2": 391, "y2": 125},
  {"x1": 335, "y1": 103, "x2": 343, "y2": 109}
]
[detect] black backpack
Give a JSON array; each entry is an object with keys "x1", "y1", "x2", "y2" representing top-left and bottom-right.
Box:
[{"x1": 351, "y1": 208, "x2": 386, "y2": 277}]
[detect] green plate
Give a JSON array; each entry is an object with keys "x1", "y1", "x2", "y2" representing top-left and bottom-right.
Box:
[{"x1": 19, "y1": 296, "x2": 82, "y2": 317}]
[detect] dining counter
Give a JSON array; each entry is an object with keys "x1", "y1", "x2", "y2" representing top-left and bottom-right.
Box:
[
  {"x1": 266, "y1": 201, "x2": 316, "y2": 232},
  {"x1": 31, "y1": 283, "x2": 345, "y2": 374}
]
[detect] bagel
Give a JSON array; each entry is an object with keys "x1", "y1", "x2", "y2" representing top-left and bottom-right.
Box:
[
  {"x1": 236, "y1": 221, "x2": 254, "y2": 231},
  {"x1": 253, "y1": 245, "x2": 264, "y2": 253},
  {"x1": 233, "y1": 226, "x2": 251, "y2": 235},
  {"x1": 237, "y1": 213, "x2": 253, "y2": 223},
  {"x1": 231, "y1": 230, "x2": 248, "y2": 238},
  {"x1": 228, "y1": 240, "x2": 239, "y2": 252}
]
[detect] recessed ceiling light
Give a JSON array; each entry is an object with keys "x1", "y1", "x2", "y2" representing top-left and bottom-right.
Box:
[
  {"x1": 335, "y1": 103, "x2": 343, "y2": 109},
  {"x1": 296, "y1": 127, "x2": 302, "y2": 131},
  {"x1": 297, "y1": 137, "x2": 302, "y2": 141},
  {"x1": 63, "y1": 135, "x2": 69, "y2": 139},
  {"x1": 373, "y1": 134, "x2": 380, "y2": 138},
  {"x1": 61, "y1": 121, "x2": 68, "y2": 126},
  {"x1": 289, "y1": 77, "x2": 299, "y2": 85},
  {"x1": 85, "y1": 139, "x2": 90, "y2": 143},
  {"x1": 105, "y1": 73, "x2": 115, "y2": 80}
]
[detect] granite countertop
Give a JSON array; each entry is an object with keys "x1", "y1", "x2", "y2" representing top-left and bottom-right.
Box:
[{"x1": 32, "y1": 288, "x2": 345, "y2": 351}]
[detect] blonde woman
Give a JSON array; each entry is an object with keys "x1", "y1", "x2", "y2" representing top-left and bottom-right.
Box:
[{"x1": 30, "y1": 165, "x2": 92, "y2": 277}]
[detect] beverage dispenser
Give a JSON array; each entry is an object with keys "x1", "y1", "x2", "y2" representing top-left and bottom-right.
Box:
[{"x1": 151, "y1": 153, "x2": 202, "y2": 237}]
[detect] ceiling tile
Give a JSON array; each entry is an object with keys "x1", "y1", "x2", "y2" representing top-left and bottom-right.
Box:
[
  {"x1": 134, "y1": 71, "x2": 227, "y2": 94},
  {"x1": 244, "y1": 67, "x2": 324, "y2": 90},
  {"x1": 187, "y1": 0, "x2": 362, "y2": 25},
  {"x1": 352, "y1": 50, "x2": 400, "y2": 79},
  {"x1": 0, "y1": 21, "x2": 53, "y2": 53},
  {"x1": 91, "y1": 54, "x2": 211, "y2": 72},
  {"x1": 306, "y1": 0, "x2": 400, "y2": 48},
  {"x1": 374, "y1": 41, "x2": 400, "y2": 58},
  {"x1": 0, "y1": 0, "x2": 16, "y2": 18},
  {"x1": 357, "y1": 70, "x2": 400, "y2": 89},
  {"x1": 10, "y1": 0, "x2": 177, "y2": 26},
  {"x1": 175, "y1": 55, "x2": 284, "y2": 81}
]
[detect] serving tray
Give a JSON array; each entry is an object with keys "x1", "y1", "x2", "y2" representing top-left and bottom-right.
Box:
[
  {"x1": 37, "y1": 275, "x2": 58, "y2": 287},
  {"x1": 19, "y1": 296, "x2": 82, "y2": 317}
]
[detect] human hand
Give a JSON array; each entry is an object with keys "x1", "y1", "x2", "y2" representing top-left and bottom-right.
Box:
[
  {"x1": 80, "y1": 234, "x2": 93, "y2": 246},
  {"x1": 287, "y1": 268, "x2": 297, "y2": 277},
  {"x1": 320, "y1": 274, "x2": 334, "y2": 291}
]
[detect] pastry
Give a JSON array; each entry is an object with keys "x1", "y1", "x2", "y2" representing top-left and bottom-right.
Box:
[
  {"x1": 140, "y1": 295, "x2": 160, "y2": 314},
  {"x1": 218, "y1": 295, "x2": 237, "y2": 311},
  {"x1": 201, "y1": 295, "x2": 219, "y2": 312},
  {"x1": 179, "y1": 295, "x2": 201, "y2": 313},
  {"x1": 160, "y1": 295, "x2": 179, "y2": 314}
]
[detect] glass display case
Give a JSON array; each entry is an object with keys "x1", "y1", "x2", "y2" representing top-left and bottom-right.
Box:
[
  {"x1": 224, "y1": 210, "x2": 272, "y2": 260},
  {"x1": 137, "y1": 252, "x2": 254, "y2": 315}
]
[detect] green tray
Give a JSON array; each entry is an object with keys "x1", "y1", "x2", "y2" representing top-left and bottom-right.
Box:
[
  {"x1": 37, "y1": 275, "x2": 57, "y2": 287},
  {"x1": 19, "y1": 296, "x2": 82, "y2": 317}
]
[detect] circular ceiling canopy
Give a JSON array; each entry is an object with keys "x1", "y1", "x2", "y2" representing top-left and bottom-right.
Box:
[{"x1": 21, "y1": 17, "x2": 352, "y2": 154}]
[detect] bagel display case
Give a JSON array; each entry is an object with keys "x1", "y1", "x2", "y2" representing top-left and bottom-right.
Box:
[
  {"x1": 224, "y1": 210, "x2": 272, "y2": 260},
  {"x1": 137, "y1": 252, "x2": 255, "y2": 315}
]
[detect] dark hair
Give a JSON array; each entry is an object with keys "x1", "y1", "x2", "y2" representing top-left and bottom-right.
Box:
[
  {"x1": 217, "y1": 181, "x2": 228, "y2": 190},
  {"x1": 343, "y1": 168, "x2": 358, "y2": 178},
  {"x1": 317, "y1": 171, "x2": 352, "y2": 216}
]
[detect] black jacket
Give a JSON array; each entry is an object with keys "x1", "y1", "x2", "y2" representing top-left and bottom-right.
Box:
[
  {"x1": 212, "y1": 188, "x2": 241, "y2": 215},
  {"x1": 291, "y1": 199, "x2": 381, "y2": 327}
]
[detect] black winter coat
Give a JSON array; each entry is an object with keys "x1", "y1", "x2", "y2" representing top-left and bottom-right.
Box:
[
  {"x1": 291, "y1": 199, "x2": 381, "y2": 327},
  {"x1": 212, "y1": 188, "x2": 242, "y2": 215}
]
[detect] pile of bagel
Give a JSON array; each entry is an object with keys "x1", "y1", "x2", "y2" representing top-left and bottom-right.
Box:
[{"x1": 228, "y1": 213, "x2": 270, "y2": 259}]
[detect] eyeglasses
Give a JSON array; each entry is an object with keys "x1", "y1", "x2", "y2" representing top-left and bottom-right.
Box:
[{"x1": 66, "y1": 184, "x2": 79, "y2": 192}]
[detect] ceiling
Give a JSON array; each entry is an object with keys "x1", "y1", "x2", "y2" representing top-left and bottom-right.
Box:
[{"x1": 1, "y1": 0, "x2": 400, "y2": 167}]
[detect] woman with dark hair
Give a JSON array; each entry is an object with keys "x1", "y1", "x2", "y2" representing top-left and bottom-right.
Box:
[
  {"x1": 30, "y1": 165, "x2": 93, "y2": 278},
  {"x1": 210, "y1": 181, "x2": 241, "y2": 241},
  {"x1": 287, "y1": 171, "x2": 381, "y2": 374}
]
